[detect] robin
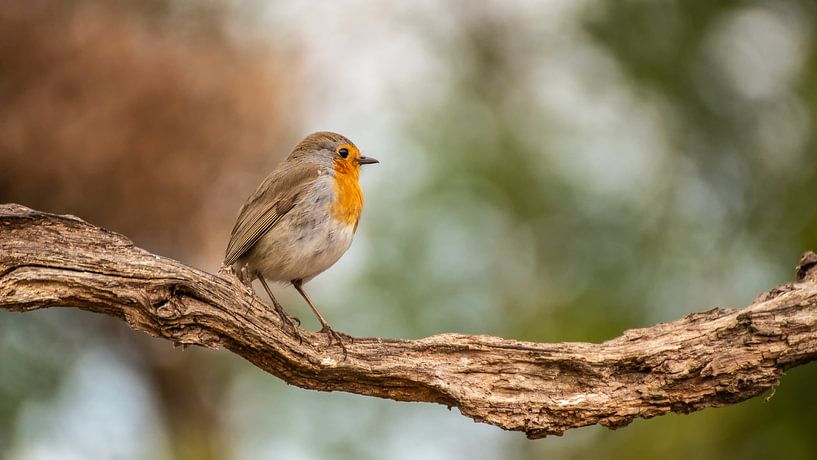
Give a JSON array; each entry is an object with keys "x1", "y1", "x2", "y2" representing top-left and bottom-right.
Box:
[{"x1": 223, "y1": 131, "x2": 378, "y2": 350}]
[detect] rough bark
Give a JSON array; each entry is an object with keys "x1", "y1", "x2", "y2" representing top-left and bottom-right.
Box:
[{"x1": 1, "y1": 203, "x2": 816, "y2": 438}]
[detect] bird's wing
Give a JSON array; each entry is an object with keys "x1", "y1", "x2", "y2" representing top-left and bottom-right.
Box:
[{"x1": 223, "y1": 162, "x2": 321, "y2": 266}]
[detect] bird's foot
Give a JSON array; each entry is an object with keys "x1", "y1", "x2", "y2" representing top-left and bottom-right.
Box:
[
  {"x1": 273, "y1": 306, "x2": 302, "y2": 343},
  {"x1": 319, "y1": 325, "x2": 348, "y2": 359}
]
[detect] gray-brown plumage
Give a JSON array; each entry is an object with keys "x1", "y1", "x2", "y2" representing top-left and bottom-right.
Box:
[
  {"x1": 224, "y1": 162, "x2": 320, "y2": 267},
  {"x1": 223, "y1": 131, "x2": 378, "y2": 353}
]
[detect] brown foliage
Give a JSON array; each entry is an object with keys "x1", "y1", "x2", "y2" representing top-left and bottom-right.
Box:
[{"x1": 0, "y1": 0, "x2": 301, "y2": 264}]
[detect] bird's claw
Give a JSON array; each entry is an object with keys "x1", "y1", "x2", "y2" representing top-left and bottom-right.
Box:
[
  {"x1": 319, "y1": 325, "x2": 348, "y2": 359},
  {"x1": 274, "y1": 310, "x2": 302, "y2": 343}
]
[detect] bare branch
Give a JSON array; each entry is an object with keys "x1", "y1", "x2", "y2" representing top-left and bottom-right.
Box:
[{"x1": 1, "y1": 203, "x2": 816, "y2": 438}]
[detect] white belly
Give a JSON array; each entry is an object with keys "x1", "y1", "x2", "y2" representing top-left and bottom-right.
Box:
[{"x1": 243, "y1": 212, "x2": 356, "y2": 283}]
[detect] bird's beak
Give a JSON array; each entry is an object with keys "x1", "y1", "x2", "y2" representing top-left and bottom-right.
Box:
[{"x1": 357, "y1": 156, "x2": 379, "y2": 165}]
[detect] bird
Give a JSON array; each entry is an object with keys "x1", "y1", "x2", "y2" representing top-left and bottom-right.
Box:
[{"x1": 223, "y1": 131, "x2": 378, "y2": 351}]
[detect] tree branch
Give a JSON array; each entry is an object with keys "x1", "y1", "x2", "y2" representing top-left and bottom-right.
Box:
[{"x1": 1, "y1": 203, "x2": 816, "y2": 438}]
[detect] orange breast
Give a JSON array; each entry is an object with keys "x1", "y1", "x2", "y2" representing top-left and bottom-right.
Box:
[{"x1": 330, "y1": 161, "x2": 364, "y2": 231}]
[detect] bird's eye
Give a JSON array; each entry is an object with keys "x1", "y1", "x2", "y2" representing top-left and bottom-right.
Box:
[{"x1": 338, "y1": 148, "x2": 349, "y2": 159}]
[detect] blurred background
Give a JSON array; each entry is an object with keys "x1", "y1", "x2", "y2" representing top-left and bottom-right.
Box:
[{"x1": 2, "y1": 0, "x2": 817, "y2": 458}]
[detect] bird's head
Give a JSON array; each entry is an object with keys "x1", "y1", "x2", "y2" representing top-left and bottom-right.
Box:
[{"x1": 289, "y1": 131, "x2": 378, "y2": 179}]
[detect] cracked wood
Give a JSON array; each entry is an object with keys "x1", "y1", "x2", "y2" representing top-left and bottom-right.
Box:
[{"x1": 1, "y1": 203, "x2": 816, "y2": 438}]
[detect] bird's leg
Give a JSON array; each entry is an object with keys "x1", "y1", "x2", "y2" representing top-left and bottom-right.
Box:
[
  {"x1": 257, "y1": 274, "x2": 302, "y2": 340},
  {"x1": 292, "y1": 279, "x2": 347, "y2": 357}
]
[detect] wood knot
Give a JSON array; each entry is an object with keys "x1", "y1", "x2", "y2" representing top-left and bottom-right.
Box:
[{"x1": 795, "y1": 251, "x2": 817, "y2": 282}]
